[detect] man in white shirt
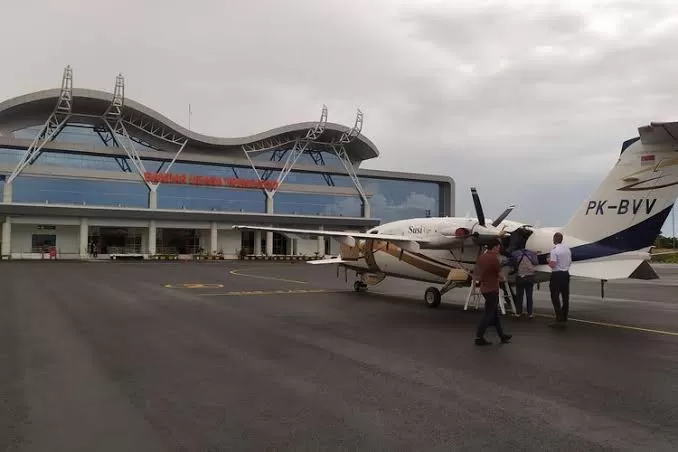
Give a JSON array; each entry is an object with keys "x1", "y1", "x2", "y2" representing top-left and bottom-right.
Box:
[{"x1": 548, "y1": 232, "x2": 572, "y2": 328}]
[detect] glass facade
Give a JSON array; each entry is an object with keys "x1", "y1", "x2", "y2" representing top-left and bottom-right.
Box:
[{"x1": 0, "y1": 124, "x2": 448, "y2": 222}]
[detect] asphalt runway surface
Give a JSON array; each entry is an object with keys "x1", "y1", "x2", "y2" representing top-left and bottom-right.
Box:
[{"x1": 1, "y1": 260, "x2": 677, "y2": 451}]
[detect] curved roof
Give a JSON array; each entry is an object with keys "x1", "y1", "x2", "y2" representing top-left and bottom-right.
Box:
[{"x1": 0, "y1": 88, "x2": 379, "y2": 161}]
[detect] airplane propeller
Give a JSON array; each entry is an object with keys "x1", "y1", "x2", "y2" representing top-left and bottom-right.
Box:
[
  {"x1": 469, "y1": 187, "x2": 516, "y2": 243},
  {"x1": 471, "y1": 187, "x2": 515, "y2": 228},
  {"x1": 471, "y1": 187, "x2": 486, "y2": 226},
  {"x1": 492, "y1": 205, "x2": 516, "y2": 227},
  {"x1": 439, "y1": 187, "x2": 516, "y2": 244}
]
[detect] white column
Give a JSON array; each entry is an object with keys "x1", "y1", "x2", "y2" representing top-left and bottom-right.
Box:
[
  {"x1": 79, "y1": 218, "x2": 89, "y2": 259},
  {"x1": 148, "y1": 220, "x2": 156, "y2": 255},
  {"x1": 1, "y1": 217, "x2": 11, "y2": 258},
  {"x1": 149, "y1": 186, "x2": 158, "y2": 209},
  {"x1": 362, "y1": 198, "x2": 371, "y2": 218},
  {"x1": 266, "y1": 193, "x2": 274, "y2": 213},
  {"x1": 210, "y1": 221, "x2": 218, "y2": 254},
  {"x1": 266, "y1": 232, "x2": 273, "y2": 256},
  {"x1": 317, "y1": 225, "x2": 324, "y2": 255},
  {"x1": 266, "y1": 226, "x2": 273, "y2": 256},
  {"x1": 2, "y1": 182, "x2": 12, "y2": 203},
  {"x1": 254, "y1": 230, "x2": 262, "y2": 256}
]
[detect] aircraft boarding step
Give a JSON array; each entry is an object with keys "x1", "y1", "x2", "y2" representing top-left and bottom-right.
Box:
[{"x1": 464, "y1": 280, "x2": 516, "y2": 315}]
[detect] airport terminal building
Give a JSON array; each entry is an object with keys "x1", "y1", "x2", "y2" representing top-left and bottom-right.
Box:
[{"x1": 0, "y1": 66, "x2": 454, "y2": 260}]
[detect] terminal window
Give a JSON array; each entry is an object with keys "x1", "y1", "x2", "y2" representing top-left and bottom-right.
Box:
[{"x1": 31, "y1": 234, "x2": 56, "y2": 253}]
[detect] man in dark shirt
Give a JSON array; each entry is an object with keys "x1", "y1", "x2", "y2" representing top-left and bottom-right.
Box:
[{"x1": 473, "y1": 240, "x2": 512, "y2": 346}]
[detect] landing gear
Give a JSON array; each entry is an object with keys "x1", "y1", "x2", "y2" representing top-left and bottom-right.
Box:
[
  {"x1": 423, "y1": 280, "x2": 458, "y2": 308},
  {"x1": 354, "y1": 280, "x2": 367, "y2": 292},
  {"x1": 424, "y1": 287, "x2": 441, "y2": 308}
]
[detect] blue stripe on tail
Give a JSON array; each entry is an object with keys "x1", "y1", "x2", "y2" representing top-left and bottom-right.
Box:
[{"x1": 538, "y1": 205, "x2": 672, "y2": 264}]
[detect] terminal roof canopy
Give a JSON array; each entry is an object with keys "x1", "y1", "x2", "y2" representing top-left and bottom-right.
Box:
[{"x1": 0, "y1": 88, "x2": 379, "y2": 162}]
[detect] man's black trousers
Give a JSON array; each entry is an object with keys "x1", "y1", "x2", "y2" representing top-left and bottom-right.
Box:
[
  {"x1": 476, "y1": 290, "x2": 505, "y2": 338},
  {"x1": 549, "y1": 270, "x2": 570, "y2": 322}
]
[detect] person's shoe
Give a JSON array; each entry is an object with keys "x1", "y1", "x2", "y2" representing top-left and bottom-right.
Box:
[
  {"x1": 528, "y1": 314, "x2": 534, "y2": 319},
  {"x1": 500, "y1": 334, "x2": 512, "y2": 343},
  {"x1": 475, "y1": 337, "x2": 492, "y2": 346}
]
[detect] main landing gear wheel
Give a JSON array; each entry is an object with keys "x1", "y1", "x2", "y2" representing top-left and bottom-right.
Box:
[
  {"x1": 424, "y1": 287, "x2": 441, "y2": 308},
  {"x1": 354, "y1": 281, "x2": 367, "y2": 292}
]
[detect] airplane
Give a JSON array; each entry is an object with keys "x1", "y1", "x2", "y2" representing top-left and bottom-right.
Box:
[{"x1": 233, "y1": 120, "x2": 678, "y2": 307}]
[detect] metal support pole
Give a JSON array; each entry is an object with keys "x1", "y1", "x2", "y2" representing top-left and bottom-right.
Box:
[
  {"x1": 164, "y1": 139, "x2": 189, "y2": 174},
  {"x1": 241, "y1": 104, "x2": 328, "y2": 198},
  {"x1": 101, "y1": 72, "x2": 155, "y2": 191},
  {"x1": 329, "y1": 109, "x2": 370, "y2": 217},
  {"x1": 6, "y1": 65, "x2": 73, "y2": 185}
]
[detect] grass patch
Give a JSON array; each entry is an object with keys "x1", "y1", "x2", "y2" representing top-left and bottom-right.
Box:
[{"x1": 651, "y1": 248, "x2": 678, "y2": 263}]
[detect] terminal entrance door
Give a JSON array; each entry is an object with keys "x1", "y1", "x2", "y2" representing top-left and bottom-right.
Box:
[
  {"x1": 90, "y1": 227, "x2": 142, "y2": 255},
  {"x1": 240, "y1": 231, "x2": 288, "y2": 255},
  {"x1": 157, "y1": 229, "x2": 200, "y2": 254},
  {"x1": 272, "y1": 232, "x2": 288, "y2": 255}
]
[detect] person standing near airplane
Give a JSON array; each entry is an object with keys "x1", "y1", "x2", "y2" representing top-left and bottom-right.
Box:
[
  {"x1": 473, "y1": 240, "x2": 512, "y2": 346},
  {"x1": 548, "y1": 232, "x2": 572, "y2": 328},
  {"x1": 511, "y1": 245, "x2": 539, "y2": 318}
]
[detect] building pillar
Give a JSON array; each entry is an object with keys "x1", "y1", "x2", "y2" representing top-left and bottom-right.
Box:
[
  {"x1": 317, "y1": 225, "x2": 324, "y2": 256},
  {"x1": 266, "y1": 193, "x2": 274, "y2": 213},
  {"x1": 254, "y1": 230, "x2": 262, "y2": 256},
  {"x1": 149, "y1": 186, "x2": 158, "y2": 209},
  {"x1": 148, "y1": 220, "x2": 156, "y2": 256},
  {"x1": 361, "y1": 197, "x2": 371, "y2": 218},
  {"x1": 210, "y1": 221, "x2": 218, "y2": 254},
  {"x1": 2, "y1": 182, "x2": 12, "y2": 203},
  {"x1": 79, "y1": 218, "x2": 89, "y2": 259},
  {"x1": 1, "y1": 216, "x2": 11, "y2": 258},
  {"x1": 266, "y1": 232, "x2": 273, "y2": 256}
]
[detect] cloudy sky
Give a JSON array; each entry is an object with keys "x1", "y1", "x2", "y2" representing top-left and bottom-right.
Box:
[{"x1": 2, "y1": 0, "x2": 678, "y2": 234}]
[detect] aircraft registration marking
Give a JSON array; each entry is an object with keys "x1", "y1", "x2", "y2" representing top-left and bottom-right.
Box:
[
  {"x1": 585, "y1": 198, "x2": 657, "y2": 215},
  {"x1": 164, "y1": 283, "x2": 225, "y2": 289}
]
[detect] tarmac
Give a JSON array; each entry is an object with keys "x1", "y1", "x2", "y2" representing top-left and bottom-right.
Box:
[{"x1": 1, "y1": 259, "x2": 677, "y2": 451}]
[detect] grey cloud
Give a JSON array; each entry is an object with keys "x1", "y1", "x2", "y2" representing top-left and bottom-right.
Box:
[{"x1": 1, "y1": 0, "x2": 677, "y2": 232}]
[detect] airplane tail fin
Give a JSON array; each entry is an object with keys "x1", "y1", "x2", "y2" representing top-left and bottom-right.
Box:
[{"x1": 560, "y1": 123, "x2": 678, "y2": 253}]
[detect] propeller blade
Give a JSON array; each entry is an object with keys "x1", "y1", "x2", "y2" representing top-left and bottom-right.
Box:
[
  {"x1": 470, "y1": 187, "x2": 486, "y2": 226},
  {"x1": 491, "y1": 204, "x2": 516, "y2": 227}
]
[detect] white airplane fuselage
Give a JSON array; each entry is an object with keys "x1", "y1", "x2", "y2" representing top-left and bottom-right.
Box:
[{"x1": 335, "y1": 217, "x2": 554, "y2": 286}]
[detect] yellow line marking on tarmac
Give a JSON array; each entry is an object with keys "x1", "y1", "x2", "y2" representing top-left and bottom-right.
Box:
[
  {"x1": 164, "y1": 283, "x2": 225, "y2": 289},
  {"x1": 199, "y1": 288, "x2": 330, "y2": 297},
  {"x1": 228, "y1": 268, "x2": 308, "y2": 284},
  {"x1": 531, "y1": 313, "x2": 678, "y2": 337}
]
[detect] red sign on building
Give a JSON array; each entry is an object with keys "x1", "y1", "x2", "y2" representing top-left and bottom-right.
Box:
[{"x1": 143, "y1": 172, "x2": 279, "y2": 190}]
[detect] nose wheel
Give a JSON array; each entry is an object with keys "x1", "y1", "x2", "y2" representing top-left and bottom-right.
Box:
[
  {"x1": 354, "y1": 280, "x2": 368, "y2": 292},
  {"x1": 424, "y1": 287, "x2": 441, "y2": 308}
]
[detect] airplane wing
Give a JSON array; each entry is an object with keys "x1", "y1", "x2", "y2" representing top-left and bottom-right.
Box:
[{"x1": 231, "y1": 224, "x2": 435, "y2": 252}]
